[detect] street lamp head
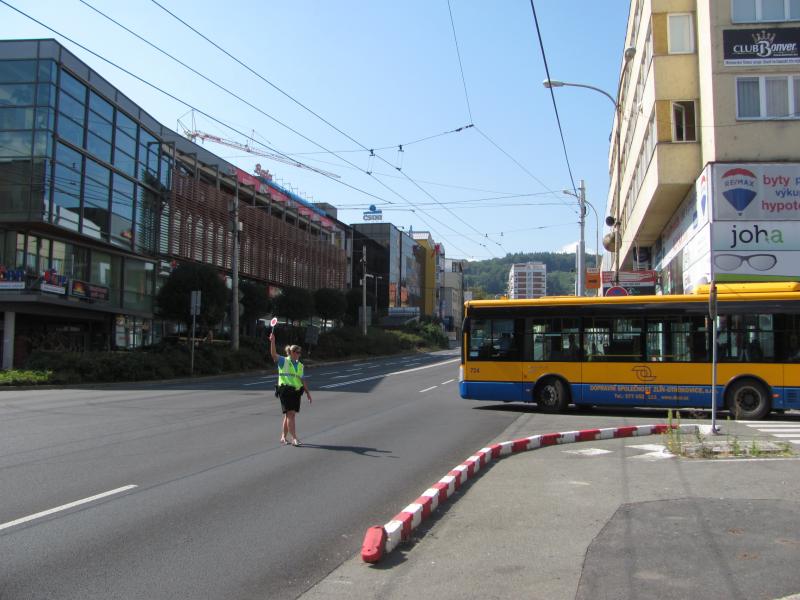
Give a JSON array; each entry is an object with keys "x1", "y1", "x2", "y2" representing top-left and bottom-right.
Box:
[
  {"x1": 542, "y1": 78, "x2": 564, "y2": 88},
  {"x1": 623, "y1": 46, "x2": 636, "y2": 62}
]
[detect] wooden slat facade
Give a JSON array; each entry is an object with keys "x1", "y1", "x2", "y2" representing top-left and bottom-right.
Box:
[{"x1": 166, "y1": 172, "x2": 346, "y2": 290}]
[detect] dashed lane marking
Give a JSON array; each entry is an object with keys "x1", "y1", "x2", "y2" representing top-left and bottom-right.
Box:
[{"x1": 0, "y1": 485, "x2": 137, "y2": 532}]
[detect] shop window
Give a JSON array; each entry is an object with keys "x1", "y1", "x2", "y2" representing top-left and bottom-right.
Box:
[{"x1": 123, "y1": 258, "x2": 154, "y2": 311}]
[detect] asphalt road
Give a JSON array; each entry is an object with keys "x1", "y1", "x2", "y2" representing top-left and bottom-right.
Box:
[
  {"x1": 303, "y1": 407, "x2": 800, "y2": 600},
  {"x1": 0, "y1": 350, "x2": 518, "y2": 600}
]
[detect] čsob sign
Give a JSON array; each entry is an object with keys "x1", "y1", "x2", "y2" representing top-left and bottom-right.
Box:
[{"x1": 363, "y1": 204, "x2": 383, "y2": 221}]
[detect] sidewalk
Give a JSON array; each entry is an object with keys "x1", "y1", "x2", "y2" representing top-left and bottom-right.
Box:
[{"x1": 302, "y1": 414, "x2": 800, "y2": 600}]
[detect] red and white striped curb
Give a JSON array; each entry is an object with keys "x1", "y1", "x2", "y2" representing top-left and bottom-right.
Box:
[{"x1": 361, "y1": 423, "x2": 698, "y2": 563}]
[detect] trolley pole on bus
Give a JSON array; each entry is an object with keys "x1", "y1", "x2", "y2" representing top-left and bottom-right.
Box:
[{"x1": 709, "y1": 280, "x2": 720, "y2": 434}]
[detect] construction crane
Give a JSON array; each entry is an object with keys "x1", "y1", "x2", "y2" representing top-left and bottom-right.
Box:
[{"x1": 183, "y1": 129, "x2": 340, "y2": 179}]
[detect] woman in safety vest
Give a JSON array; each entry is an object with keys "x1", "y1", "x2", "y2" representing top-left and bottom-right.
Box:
[{"x1": 269, "y1": 332, "x2": 312, "y2": 446}]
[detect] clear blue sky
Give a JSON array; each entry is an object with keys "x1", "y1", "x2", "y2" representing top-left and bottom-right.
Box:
[{"x1": 1, "y1": 0, "x2": 631, "y2": 261}]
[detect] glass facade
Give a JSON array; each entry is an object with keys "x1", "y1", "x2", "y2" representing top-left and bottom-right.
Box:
[
  {"x1": 352, "y1": 223, "x2": 423, "y2": 310},
  {"x1": 0, "y1": 58, "x2": 53, "y2": 222},
  {"x1": 0, "y1": 44, "x2": 162, "y2": 353},
  {"x1": 0, "y1": 54, "x2": 163, "y2": 255}
]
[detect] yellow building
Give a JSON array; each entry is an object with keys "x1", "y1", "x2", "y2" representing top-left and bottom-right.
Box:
[
  {"x1": 411, "y1": 231, "x2": 445, "y2": 317},
  {"x1": 607, "y1": 0, "x2": 800, "y2": 293}
]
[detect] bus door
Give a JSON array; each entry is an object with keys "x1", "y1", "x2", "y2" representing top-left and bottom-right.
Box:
[
  {"x1": 524, "y1": 317, "x2": 582, "y2": 403},
  {"x1": 465, "y1": 316, "x2": 525, "y2": 401}
]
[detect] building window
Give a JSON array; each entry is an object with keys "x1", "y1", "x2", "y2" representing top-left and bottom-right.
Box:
[
  {"x1": 667, "y1": 14, "x2": 694, "y2": 54},
  {"x1": 672, "y1": 101, "x2": 697, "y2": 141},
  {"x1": 736, "y1": 75, "x2": 800, "y2": 119},
  {"x1": 732, "y1": 0, "x2": 800, "y2": 22}
]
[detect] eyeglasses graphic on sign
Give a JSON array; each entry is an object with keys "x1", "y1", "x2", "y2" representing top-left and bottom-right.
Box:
[{"x1": 713, "y1": 253, "x2": 777, "y2": 271}]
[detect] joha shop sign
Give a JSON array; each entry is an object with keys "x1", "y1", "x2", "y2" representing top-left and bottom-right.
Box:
[{"x1": 723, "y1": 28, "x2": 800, "y2": 65}]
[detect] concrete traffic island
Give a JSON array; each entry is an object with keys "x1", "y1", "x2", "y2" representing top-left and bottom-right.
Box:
[{"x1": 361, "y1": 423, "x2": 700, "y2": 564}]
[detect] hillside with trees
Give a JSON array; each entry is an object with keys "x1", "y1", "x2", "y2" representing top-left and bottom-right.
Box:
[{"x1": 463, "y1": 252, "x2": 600, "y2": 297}]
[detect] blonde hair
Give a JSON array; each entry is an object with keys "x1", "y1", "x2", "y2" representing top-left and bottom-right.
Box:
[{"x1": 285, "y1": 344, "x2": 302, "y2": 356}]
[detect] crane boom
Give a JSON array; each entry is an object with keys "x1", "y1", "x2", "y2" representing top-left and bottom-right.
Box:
[{"x1": 184, "y1": 130, "x2": 340, "y2": 179}]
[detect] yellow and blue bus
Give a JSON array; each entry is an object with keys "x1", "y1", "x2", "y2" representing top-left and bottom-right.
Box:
[{"x1": 459, "y1": 282, "x2": 800, "y2": 420}]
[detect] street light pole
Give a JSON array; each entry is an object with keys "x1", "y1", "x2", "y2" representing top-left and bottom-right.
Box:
[
  {"x1": 562, "y1": 180, "x2": 589, "y2": 296},
  {"x1": 543, "y1": 46, "x2": 636, "y2": 288},
  {"x1": 231, "y1": 179, "x2": 240, "y2": 351},
  {"x1": 578, "y1": 180, "x2": 586, "y2": 296},
  {"x1": 361, "y1": 244, "x2": 367, "y2": 336},
  {"x1": 373, "y1": 275, "x2": 383, "y2": 315}
]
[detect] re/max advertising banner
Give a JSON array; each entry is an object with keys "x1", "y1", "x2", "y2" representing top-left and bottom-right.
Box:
[
  {"x1": 712, "y1": 163, "x2": 800, "y2": 221},
  {"x1": 723, "y1": 28, "x2": 800, "y2": 65}
]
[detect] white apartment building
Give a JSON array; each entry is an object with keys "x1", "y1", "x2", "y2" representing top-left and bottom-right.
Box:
[
  {"x1": 507, "y1": 262, "x2": 547, "y2": 299},
  {"x1": 604, "y1": 0, "x2": 800, "y2": 293}
]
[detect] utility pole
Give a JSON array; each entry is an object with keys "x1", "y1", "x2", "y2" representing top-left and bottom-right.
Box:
[
  {"x1": 231, "y1": 180, "x2": 240, "y2": 351},
  {"x1": 361, "y1": 244, "x2": 367, "y2": 336},
  {"x1": 577, "y1": 179, "x2": 586, "y2": 296}
]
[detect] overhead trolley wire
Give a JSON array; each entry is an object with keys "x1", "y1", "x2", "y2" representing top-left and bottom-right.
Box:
[
  {"x1": 445, "y1": 1, "x2": 574, "y2": 214},
  {"x1": 529, "y1": 0, "x2": 580, "y2": 199},
  {"x1": 147, "y1": 0, "x2": 499, "y2": 257},
  {"x1": 446, "y1": 0, "x2": 474, "y2": 124},
  {"x1": 6, "y1": 0, "x2": 482, "y2": 257}
]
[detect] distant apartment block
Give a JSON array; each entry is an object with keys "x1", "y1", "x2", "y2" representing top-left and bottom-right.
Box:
[{"x1": 507, "y1": 262, "x2": 547, "y2": 299}]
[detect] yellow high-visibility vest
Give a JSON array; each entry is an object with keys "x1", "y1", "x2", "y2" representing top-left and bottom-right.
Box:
[{"x1": 278, "y1": 358, "x2": 304, "y2": 390}]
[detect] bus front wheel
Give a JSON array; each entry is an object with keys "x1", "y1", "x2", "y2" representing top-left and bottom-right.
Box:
[
  {"x1": 536, "y1": 378, "x2": 568, "y2": 413},
  {"x1": 726, "y1": 378, "x2": 770, "y2": 420}
]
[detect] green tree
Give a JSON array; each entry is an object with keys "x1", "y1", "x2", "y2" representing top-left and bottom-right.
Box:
[
  {"x1": 273, "y1": 286, "x2": 314, "y2": 325},
  {"x1": 156, "y1": 262, "x2": 227, "y2": 334},
  {"x1": 313, "y1": 288, "x2": 347, "y2": 326},
  {"x1": 240, "y1": 280, "x2": 272, "y2": 336}
]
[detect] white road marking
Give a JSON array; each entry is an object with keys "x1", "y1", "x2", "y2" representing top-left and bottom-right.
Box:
[
  {"x1": 319, "y1": 358, "x2": 459, "y2": 389},
  {"x1": 243, "y1": 377, "x2": 277, "y2": 386},
  {"x1": 562, "y1": 448, "x2": 612, "y2": 456},
  {"x1": 331, "y1": 375, "x2": 352, "y2": 379},
  {"x1": 419, "y1": 386, "x2": 437, "y2": 393},
  {"x1": 0, "y1": 485, "x2": 137, "y2": 532},
  {"x1": 440, "y1": 379, "x2": 454, "y2": 385}
]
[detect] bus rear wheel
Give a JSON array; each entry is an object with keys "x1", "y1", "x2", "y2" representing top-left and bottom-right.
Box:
[
  {"x1": 536, "y1": 377, "x2": 568, "y2": 413},
  {"x1": 726, "y1": 378, "x2": 770, "y2": 420}
]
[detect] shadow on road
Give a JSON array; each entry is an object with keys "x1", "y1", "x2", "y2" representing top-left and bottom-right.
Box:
[{"x1": 292, "y1": 443, "x2": 395, "y2": 458}]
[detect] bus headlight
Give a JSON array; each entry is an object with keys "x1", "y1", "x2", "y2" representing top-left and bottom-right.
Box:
[{"x1": 459, "y1": 365, "x2": 464, "y2": 382}]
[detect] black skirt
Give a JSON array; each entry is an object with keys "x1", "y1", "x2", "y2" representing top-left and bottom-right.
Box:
[{"x1": 278, "y1": 385, "x2": 303, "y2": 413}]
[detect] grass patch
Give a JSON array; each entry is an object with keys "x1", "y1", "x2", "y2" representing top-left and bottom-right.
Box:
[
  {"x1": 662, "y1": 410, "x2": 796, "y2": 459},
  {"x1": 0, "y1": 369, "x2": 53, "y2": 385}
]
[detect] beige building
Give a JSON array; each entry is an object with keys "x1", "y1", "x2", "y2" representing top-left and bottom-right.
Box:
[
  {"x1": 607, "y1": 0, "x2": 800, "y2": 293},
  {"x1": 507, "y1": 262, "x2": 547, "y2": 299}
]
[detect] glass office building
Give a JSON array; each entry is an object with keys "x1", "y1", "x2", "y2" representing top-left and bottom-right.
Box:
[
  {"x1": 0, "y1": 39, "x2": 346, "y2": 368},
  {"x1": 351, "y1": 223, "x2": 424, "y2": 312}
]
